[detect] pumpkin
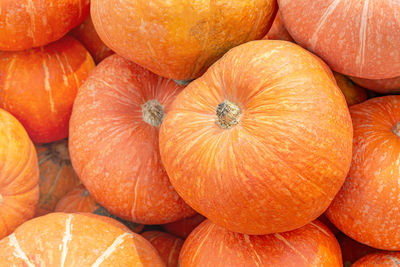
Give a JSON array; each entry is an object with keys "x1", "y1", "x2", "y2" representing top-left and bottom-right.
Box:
[
  {"x1": 263, "y1": 10, "x2": 294, "y2": 42},
  {"x1": 69, "y1": 54, "x2": 196, "y2": 225},
  {"x1": 91, "y1": 0, "x2": 277, "y2": 80},
  {"x1": 142, "y1": 231, "x2": 184, "y2": 267},
  {"x1": 326, "y1": 95, "x2": 400, "y2": 250},
  {"x1": 0, "y1": 109, "x2": 39, "y2": 239},
  {"x1": 35, "y1": 140, "x2": 81, "y2": 216},
  {"x1": 0, "y1": 0, "x2": 90, "y2": 51},
  {"x1": 162, "y1": 214, "x2": 206, "y2": 239},
  {"x1": 0, "y1": 212, "x2": 165, "y2": 266},
  {"x1": 278, "y1": 0, "x2": 400, "y2": 79},
  {"x1": 55, "y1": 185, "x2": 144, "y2": 233},
  {"x1": 159, "y1": 40, "x2": 353, "y2": 235},
  {"x1": 352, "y1": 252, "x2": 400, "y2": 267},
  {"x1": 349, "y1": 75, "x2": 400, "y2": 94},
  {"x1": 0, "y1": 35, "x2": 95, "y2": 144},
  {"x1": 333, "y1": 72, "x2": 367, "y2": 106},
  {"x1": 180, "y1": 220, "x2": 342, "y2": 267},
  {"x1": 70, "y1": 16, "x2": 114, "y2": 64}
]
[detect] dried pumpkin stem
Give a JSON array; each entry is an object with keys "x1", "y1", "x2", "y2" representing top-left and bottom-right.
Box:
[
  {"x1": 142, "y1": 99, "x2": 165, "y2": 127},
  {"x1": 392, "y1": 122, "x2": 400, "y2": 136},
  {"x1": 216, "y1": 100, "x2": 241, "y2": 129}
]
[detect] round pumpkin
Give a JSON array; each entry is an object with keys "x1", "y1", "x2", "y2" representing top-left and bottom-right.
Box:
[
  {"x1": 333, "y1": 72, "x2": 367, "y2": 106},
  {"x1": 162, "y1": 214, "x2": 206, "y2": 239},
  {"x1": 0, "y1": 212, "x2": 165, "y2": 266},
  {"x1": 69, "y1": 54, "x2": 195, "y2": 224},
  {"x1": 263, "y1": 10, "x2": 294, "y2": 42},
  {"x1": 91, "y1": 0, "x2": 277, "y2": 80},
  {"x1": 327, "y1": 95, "x2": 400, "y2": 250},
  {"x1": 352, "y1": 252, "x2": 400, "y2": 267},
  {"x1": 278, "y1": 0, "x2": 400, "y2": 79},
  {"x1": 0, "y1": 35, "x2": 95, "y2": 144},
  {"x1": 159, "y1": 40, "x2": 353, "y2": 235},
  {"x1": 35, "y1": 139, "x2": 81, "y2": 216},
  {"x1": 70, "y1": 16, "x2": 114, "y2": 64},
  {"x1": 0, "y1": 0, "x2": 90, "y2": 51},
  {"x1": 349, "y1": 75, "x2": 400, "y2": 94},
  {"x1": 180, "y1": 220, "x2": 342, "y2": 267},
  {"x1": 142, "y1": 231, "x2": 184, "y2": 267},
  {"x1": 0, "y1": 109, "x2": 39, "y2": 239}
]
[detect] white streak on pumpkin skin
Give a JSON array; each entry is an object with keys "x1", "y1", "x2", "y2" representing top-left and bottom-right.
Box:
[
  {"x1": 243, "y1": 234, "x2": 262, "y2": 267},
  {"x1": 42, "y1": 56, "x2": 55, "y2": 113},
  {"x1": 309, "y1": 222, "x2": 331, "y2": 237},
  {"x1": 60, "y1": 214, "x2": 73, "y2": 267},
  {"x1": 62, "y1": 52, "x2": 80, "y2": 88},
  {"x1": 2, "y1": 56, "x2": 17, "y2": 109},
  {"x1": 357, "y1": 0, "x2": 370, "y2": 76},
  {"x1": 9, "y1": 234, "x2": 35, "y2": 267},
  {"x1": 130, "y1": 175, "x2": 140, "y2": 222},
  {"x1": 26, "y1": 0, "x2": 37, "y2": 42},
  {"x1": 55, "y1": 52, "x2": 69, "y2": 87},
  {"x1": 168, "y1": 238, "x2": 181, "y2": 266},
  {"x1": 190, "y1": 223, "x2": 215, "y2": 263},
  {"x1": 274, "y1": 233, "x2": 309, "y2": 263},
  {"x1": 91, "y1": 232, "x2": 131, "y2": 267}
]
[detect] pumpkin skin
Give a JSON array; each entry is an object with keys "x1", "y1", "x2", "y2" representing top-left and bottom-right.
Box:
[
  {"x1": 326, "y1": 95, "x2": 400, "y2": 250},
  {"x1": 350, "y1": 76, "x2": 400, "y2": 94},
  {"x1": 91, "y1": 0, "x2": 277, "y2": 80},
  {"x1": 0, "y1": 109, "x2": 39, "y2": 240},
  {"x1": 35, "y1": 140, "x2": 81, "y2": 217},
  {"x1": 142, "y1": 231, "x2": 184, "y2": 267},
  {"x1": 69, "y1": 54, "x2": 196, "y2": 225},
  {"x1": 0, "y1": 212, "x2": 165, "y2": 266},
  {"x1": 278, "y1": 0, "x2": 400, "y2": 79},
  {"x1": 0, "y1": 0, "x2": 90, "y2": 51},
  {"x1": 0, "y1": 35, "x2": 95, "y2": 144},
  {"x1": 333, "y1": 72, "x2": 367, "y2": 106},
  {"x1": 159, "y1": 40, "x2": 353, "y2": 235},
  {"x1": 180, "y1": 220, "x2": 342, "y2": 267},
  {"x1": 352, "y1": 252, "x2": 400, "y2": 267},
  {"x1": 263, "y1": 10, "x2": 294, "y2": 42},
  {"x1": 317, "y1": 214, "x2": 340, "y2": 236},
  {"x1": 162, "y1": 214, "x2": 206, "y2": 239},
  {"x1": 70, "y1": 16, "x2": 114, "y2": 64}
]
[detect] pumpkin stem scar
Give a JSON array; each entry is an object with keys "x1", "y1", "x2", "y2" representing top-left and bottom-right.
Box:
[
  {"x1": 216, "y1": 100, "x2": 241, "y2": 129},
  {"x1": 142, "y1": 99, "x2": 165, "y2": 127},
  {"x1": 392, "y1": 122, "x2": 400, "y2": 137}
]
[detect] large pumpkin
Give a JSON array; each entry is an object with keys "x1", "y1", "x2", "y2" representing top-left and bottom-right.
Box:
[
  {"x1": 350, "y1": 76, "x2": 400, "y2": 94},
  {"x1": 352, "y1": 252, "x2": 400, "y2": 267},
  {"x1": 0, "y1": 109, "x2": 39, "y2": 239},
  {"x1": 327, "y1": 95, "x2": 400, "y2": 250},
  {"x1": 333, "y1": 72, "x2": 367, "y2": 106},
  {"x1": 0, "y1": 35, "x2": 95, "y2": 144},
  {"x1": 159, "y1": 40, "x2": 353, "y2": 235},
  {"x1": 91, "y1": 0, "x2": 277, "y2": 80},
  {"x1": 278, "y1": 0, "x2": 400, "y2": 79},
  {"x1": 0, "y1": 0, "x2": 90, "y2": 51},
  {"x1": 69, "y1": 54, "x2": 195, "y2": 224},
  {"x1": 162, "y1": 214, "x2": 206, "y2": 239},
  {"x1": 35, "y1": 140, "x2": 81, "y2": 216},
  {"x1": 0, "y1": 212, "x2": 165, "y2": 266},
  {"x1": 180, "y1": 220, "x2": 342, "y2": 267}
]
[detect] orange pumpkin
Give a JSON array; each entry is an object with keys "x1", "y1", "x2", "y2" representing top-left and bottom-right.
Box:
[
  {"x1": 327, "y1": 95, "x2": 400, "y2": 250},
  {"x1": 159, "y1": 40, "x2": 353, "y2": 235},
  {"x1": 0, "y1": 109, "x2": 39, "y2": 239},
  {"x1": 162, "y1": 214, "x2": 206, "y2": 239},
  {"x1": 0, "y1": 35, "x2": 95, "y2": 144},
  {"x1": 91, "y1": 0, "x2": 277, "y2": 80},
  {"x1": 264, "y1": 10, "x2": 294, "y2": 42},
  {"x1": 352, "y1": 252, "x2": 400, "y2": 267},
  {"x1": 142, "y1": 231, "x2": 184, "y2": 267},
  {"x1": 35, "y1": 140, "x2": 81, "y2": 217},
  {"x1": 278, "y1": 0, "x2": 400, "y2": 79},
  {"x1": 180, "y1": 220, "x2": 342, "y2": 267},
  {"x1": 70, "y1": 16, "x2": 114, "y2": 64},
  {"x1": 350, "y1": 76, "x2": 400, "y2": 94},
  {"x1": 0, "y1": 0, "x2": 90, "y2": 51},
  {"x1": 0, "y1": 212, "x2": 165, "y2": 266},
  {"x1": 55, "y1": 185, "x2": 144, "y2": 233},
  {"x1": 69, "y1": 54, "x2": 195, "y2": 225},
  {"x1": 333, "y1": 72, "x2": 367, "y2": 106}
]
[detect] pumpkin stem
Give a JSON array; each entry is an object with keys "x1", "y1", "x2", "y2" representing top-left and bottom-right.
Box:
[
  {"x1": 142, "y1": 99, "x2": 165, "y2": 127},
  {"x1": 216, "y1": 100, "x2": 241, "y2": 129},
  {"x1": 392, "y1": 122, "x2": 400, "y2": 137}
]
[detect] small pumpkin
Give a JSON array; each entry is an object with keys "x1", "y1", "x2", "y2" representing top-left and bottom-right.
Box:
[
  {"x1": 91, "y1": 0, "x2": 277, "y2": 80},
  {"x1": 0, "y1": 35, "x2": 95, "y2": 144},
  {"x1": 159, "y1": 40, "x2": 353, "y2": 235},
  {"x1": 263, "y1": 10, "x2": 294, "y2": 42},
  {"x1": 0, "y1": 109, "x2": 39, "y2": 239},
  {"x1": 352, "y1": 252, "x2": 400, "y2": 267},
  {"x1": 327, "y1": 95, "x2": 400, "y2": 250},
  {"x1": 0, "y1": 212, "x2": 165, "y2": 266},
  {"x1": 333, "y1": 72, "x2": 367, "y2": 106},
  {"x1": 0, "y1": 0, "x2": 90, "y2": 51},
  {"x1": 162, "y1": 214, "x2": 205, "y2": 239},
  {"x1": 142, "y1": 231, "x2": 184, "y2": 267},
  {"x1": 349, "y1": 75, "x2": 400, "y2": 94},
  {"x1": 180, "y1": 220, "x2": 342, "y2": 267}
]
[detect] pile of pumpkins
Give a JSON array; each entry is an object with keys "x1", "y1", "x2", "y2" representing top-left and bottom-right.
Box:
[{"x1": 0, "y1": 0, "x2": 399, "y2": 266}]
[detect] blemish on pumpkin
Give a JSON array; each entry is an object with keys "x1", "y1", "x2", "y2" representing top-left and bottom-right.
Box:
[
  {"x1": 392, "y1": 122, "x2": 400, "y2": 137},
  {"x1": 216, "y1": 100, "x2": 241, "y2": 129},
  {"x1": 142, "y1": 99, "x2": 165, "y2": 127},
  {"x1": 81, "y1": 189, "x2": 90, "y2": 197}
]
